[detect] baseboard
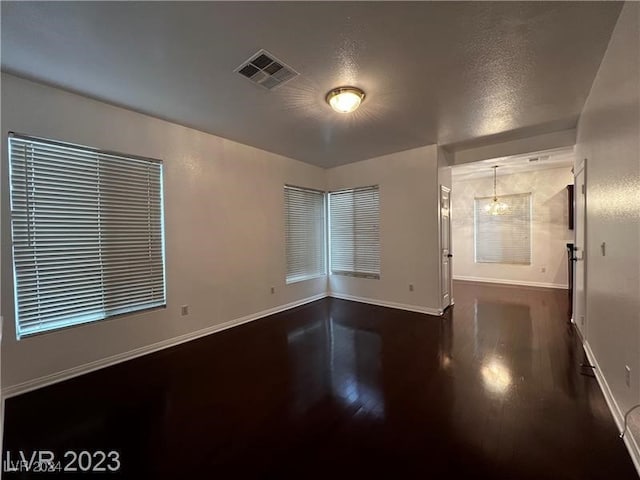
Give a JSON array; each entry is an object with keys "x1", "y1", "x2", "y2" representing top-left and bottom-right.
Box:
[
  {"x1": 329, "y1": 292, "x2": 442, "y2": 316},
  {"x1": 453, "y1": 275, "x2": 568, "y2": 290},
  {"x1": 583, "y1": 341, "x2": 640, "y2": 476},
  {"x1": 2, "y1": 293, "x2": 328, "y2": 399}
]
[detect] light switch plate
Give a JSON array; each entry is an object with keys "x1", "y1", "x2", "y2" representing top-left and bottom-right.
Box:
[{"x1": 625, "y1": 365, "x2": 631, "y2": 388}]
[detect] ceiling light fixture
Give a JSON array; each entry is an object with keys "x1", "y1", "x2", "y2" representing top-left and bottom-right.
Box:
[
  {"x1": 485, "y1": 166, "x2": 509, "y2": 215},
  {"x1": 326, "y1": 86, "x2": 365, "y2": 113}
]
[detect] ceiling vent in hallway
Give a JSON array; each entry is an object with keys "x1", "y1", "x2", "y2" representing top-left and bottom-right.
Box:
[{"x1": 235, "y1": 49, "x2": 299, "y2": 90}]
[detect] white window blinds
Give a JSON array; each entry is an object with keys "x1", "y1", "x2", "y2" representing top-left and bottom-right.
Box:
[
  {"x1": 475, "y1": 193, "x2": 531, "y2": 265},
  {"x1": 284, "y1": 185, "x2": 326, "y2": 283},
  {"x1": 9, "y1": 133, "x2": 166, "y2": 338},
  {"x1": 329, "y1": 186, "x2": 380, "y2": 278}
]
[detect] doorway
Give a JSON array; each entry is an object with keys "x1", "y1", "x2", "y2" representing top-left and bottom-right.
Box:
[{"x1": 448, "y1": 149, "x2": 575, "y2": 290}]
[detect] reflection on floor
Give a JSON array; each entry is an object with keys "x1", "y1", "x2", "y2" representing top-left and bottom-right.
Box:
[{"x1": 3, "y1": 281, "x2": 637, "y2": 479}]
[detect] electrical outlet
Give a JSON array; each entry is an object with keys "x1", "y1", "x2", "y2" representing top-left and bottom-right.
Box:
[
  {"x1": 271, "y1": 286, "x2": 275, "y2": 294},
  {"x1": 540, "y1": 267, "x2": 546, "y2": 273},
  {"x1": 409, "y1": 284, "x2": 414, "y2": 292},
  {"x1": 580, "y1": 315, "x2": 585, "y2": 325},
  {"x1": 625, "y1": 365, "x2": 631, "y2": 388},
  {"x1": 181, "y1": 305, "x2": 189, "y2": 316}
]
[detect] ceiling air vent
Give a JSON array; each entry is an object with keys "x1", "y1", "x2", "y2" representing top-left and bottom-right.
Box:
[{"x1": 235, "y1": 49, "x2": 299, "y2": 90}]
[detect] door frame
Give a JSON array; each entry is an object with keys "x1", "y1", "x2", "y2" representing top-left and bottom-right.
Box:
[
  {"x1": 573, "y1": 158, "x2": 587, "y2": 337},
  {"x1": 439, "y1": 184, "x2": 453, "y2": 312}
]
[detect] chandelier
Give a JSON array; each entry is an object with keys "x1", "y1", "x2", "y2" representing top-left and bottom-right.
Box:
[{"x1": 485, "y1": 166, "x2": 509, "y2": 215}]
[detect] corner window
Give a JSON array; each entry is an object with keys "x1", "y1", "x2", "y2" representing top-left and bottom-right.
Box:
[
  {"x1": 284, "y1": 185, "x2": 326, "y2": 283},
  {"x1": 328, "y1": 186, "x2": 380, "y2": 279}
]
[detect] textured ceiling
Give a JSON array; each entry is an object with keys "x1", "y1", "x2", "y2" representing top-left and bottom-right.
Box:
[{"x1": 0, "y1": 2, "x2": 622, "y2": 167}]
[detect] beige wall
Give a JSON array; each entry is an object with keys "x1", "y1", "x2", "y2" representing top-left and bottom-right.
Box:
[
  {"x1": 575, "y1": 1, "x2": 640, "y2": 463},
  {"x1": 451, "y1": 166, "x2": 574, "y2": 288},
  {"x1": 1, "y1": 73, "x2": 327, "y2": 390},
  {"x1": 326, "y1": 146, "x2": 442, "y2": 314},
  {"x1": 0, "y1": 74, "x2": 446, "y2": 393}
]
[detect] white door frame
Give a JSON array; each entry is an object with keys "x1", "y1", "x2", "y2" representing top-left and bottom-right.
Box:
[
  {"x1": 573, "y1": 158, "x2": 587, "y2": 338},
  {"x1": 439, "y1": 185, "x2": 453, "y2": 312}
]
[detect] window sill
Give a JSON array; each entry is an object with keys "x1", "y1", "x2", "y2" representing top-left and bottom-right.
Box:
[
  {"x1": 286, "y1": 273, "x2": 327, "y2": 285},
  {"x1": 330, "y1": 271, "x2": 380, "y2": 280}
]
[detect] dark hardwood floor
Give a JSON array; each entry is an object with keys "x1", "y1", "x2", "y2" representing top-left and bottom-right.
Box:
[{"x1": 3, "y1": 281, "x2": 637, "y2": 479}]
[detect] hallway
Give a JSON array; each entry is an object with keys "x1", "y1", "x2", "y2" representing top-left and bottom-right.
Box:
[{"x1": 3, "y1": 281, "x2": 636, "y2": 479}]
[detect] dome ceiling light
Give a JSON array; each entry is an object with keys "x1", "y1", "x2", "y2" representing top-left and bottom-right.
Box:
[{"x1": 326, "y1": 86, "x2": 365, "y2": 113}]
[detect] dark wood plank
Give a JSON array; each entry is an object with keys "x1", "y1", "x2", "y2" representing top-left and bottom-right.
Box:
[{"x1": 3, "y1": 281, "x2": 636, "y2": 479}]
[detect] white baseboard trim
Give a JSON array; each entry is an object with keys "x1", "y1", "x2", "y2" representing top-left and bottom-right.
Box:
[
  {"x1": 453, "y1": 275, "x2": 568, "y2": 290},
  {"x1": 2, "y1": 293, "x2": 328, "y2": 400},
  {"x1": 583, "y1": 341, "x2": 640, "y2": 476},
  {"x1": 329, "y1": 292, "x2": 442, "y2": 316}
]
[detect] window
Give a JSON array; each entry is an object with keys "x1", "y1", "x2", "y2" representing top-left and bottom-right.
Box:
[
  {"x1": 284, "y1": 185, "x2": 326, "y2": 283},
  {"x1": 328, "y1": 186, "x2": 380, "y2": 278},
  {"x1": 474, "y1": 193, "x2": 531, "y2": 264},
  {"x1": 9, "y1": 133, "x2": 166, "y2": 338}
]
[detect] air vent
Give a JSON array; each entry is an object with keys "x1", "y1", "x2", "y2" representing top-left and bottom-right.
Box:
[{"x1": 235, "y1": 49, "x2": 299, "y2": 90}]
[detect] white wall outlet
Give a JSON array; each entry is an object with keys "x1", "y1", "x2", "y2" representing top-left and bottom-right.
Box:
[
  {"x1": 625, "y1": 365, "x2": 631, "y2": 388},
  {"x1": 540, "y1": 266, "x2": 546, "y2": 273},
  {"x1": 181, "y1": 305, "x2": 189, "y2": 316},
  {"x1": 409, "y1": 284, "x2": 414, "y2": 292},
  {"x1": 271, "y1": 286, "x2": 275, "y2": 294}
]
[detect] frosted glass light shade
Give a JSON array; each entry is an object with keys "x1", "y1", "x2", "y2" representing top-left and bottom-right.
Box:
[{"x1": 326, "y1": 87, "x2": 365, "y2": 113}]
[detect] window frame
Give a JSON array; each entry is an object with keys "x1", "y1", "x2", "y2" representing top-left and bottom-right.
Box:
[
  {"x1": 284, "y1": 184, "x2": 327, "y2": 284},
  {"x1": 8, "y1": 132, "x2": 167, "y2": 339},
  {"x1": 473, "y1": 192, "x2": 532, "y2": 265},
  {"x1": 328, "y1": 185, "x2": 381, "y2": 279}
]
